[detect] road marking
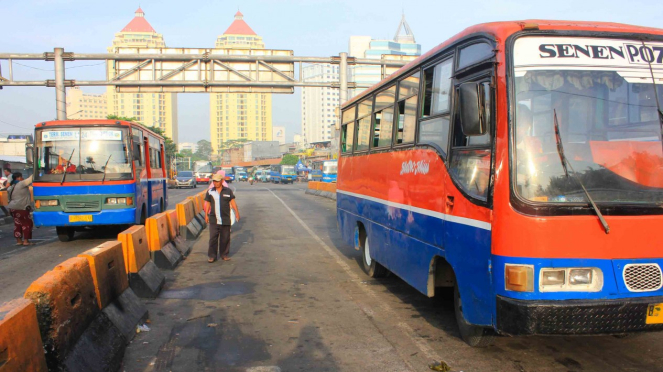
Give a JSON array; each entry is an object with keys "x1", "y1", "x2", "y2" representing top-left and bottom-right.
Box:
[{"x1": 266, "y1": 188, "x2": 442, "y2": 367}]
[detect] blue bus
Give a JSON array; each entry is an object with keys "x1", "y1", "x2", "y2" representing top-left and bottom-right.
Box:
[
  {"x1": 321, "y1": 160, "x2": 337, "y2": 183},
  {"x1": 29, "y1": 120, "x2": 167, "y2": 242},
  {"x1": 270, "y1": 164, "x2": 296, "y2": 184}
]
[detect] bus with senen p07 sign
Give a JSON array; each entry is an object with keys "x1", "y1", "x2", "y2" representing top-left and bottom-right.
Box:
[
  {"x1": 337, "y1": 20, "x2": 663, "y2": 346},
  {"x1": 27, "y1": 120, "x2": 168, "y2": 242}
]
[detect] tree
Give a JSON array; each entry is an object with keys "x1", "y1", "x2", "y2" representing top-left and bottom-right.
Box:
[
  {"x1": 195, "y1": 140, "x2": 213, "y2": 160},
  {"x1": 280, "y1": 154, "x2": 299, "y2": 165}
]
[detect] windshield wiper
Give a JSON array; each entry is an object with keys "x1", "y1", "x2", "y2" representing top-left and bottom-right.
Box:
[
  {"x1": 553, "y1": 109, "x2": 610, "y2": 234},
  {"x1": 60, "y1": 149, "x2": 76, "y2": 185},
  {"x1": 101, "y1": 154, "x2": 112, "y2": 184}
]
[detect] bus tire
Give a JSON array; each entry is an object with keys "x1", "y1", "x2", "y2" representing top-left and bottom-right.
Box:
[
  {"x1": 454, "y1": 283, "x2": 495, "y2": 347},
  {"x1": 357, "y1": 227, "x2": 387, "y2": 278},
  {"x1": 56, "y1": 226, "x2": 75, "y2": 242}
]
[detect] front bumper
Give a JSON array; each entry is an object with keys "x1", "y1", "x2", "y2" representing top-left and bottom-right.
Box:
[
  {"x1": 496, "y1": 295, "x2": 663, "y2": 335},
  {"x1": 33, "y1": 208, "x2": 136, "y2": 227}
]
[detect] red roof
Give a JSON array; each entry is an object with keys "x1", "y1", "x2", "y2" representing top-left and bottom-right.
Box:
[
  {"x1": 223, "y1": 12, "x2": 256, "y2": 35},
  {"x1": 121, "y1": 8, "x2": 156, "y2": 33}
]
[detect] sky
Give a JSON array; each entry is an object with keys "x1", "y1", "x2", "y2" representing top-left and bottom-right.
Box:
[{"x1": 1, "y1": 0, "x2": 661, "y2": 143}]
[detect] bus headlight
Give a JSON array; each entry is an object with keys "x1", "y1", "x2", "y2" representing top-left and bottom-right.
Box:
[
  {"x1": 569, "y1": 269, "x2": 593, "y2": 285},
  {"x1": 540, "y1": 268, "x2": 603, "y2": 292},
  {"x1": 106, "y1": 197, "x2": 129, "y2": 205},
  {"x1": 541, "y1": 269, "x2": 565, "y2": 286}
]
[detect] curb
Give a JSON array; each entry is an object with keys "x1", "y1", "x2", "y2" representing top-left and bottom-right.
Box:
[{"x1": 0, "y1": 215, "x2": 13, "y2": 225}]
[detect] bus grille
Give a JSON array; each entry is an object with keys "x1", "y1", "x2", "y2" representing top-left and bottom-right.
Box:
[
  {"x1": 65, "y1": 201, "x2": 100, "y2": 210},
  {"x1": 623, "y1": 264, "x2": 663, "y2": 292}
]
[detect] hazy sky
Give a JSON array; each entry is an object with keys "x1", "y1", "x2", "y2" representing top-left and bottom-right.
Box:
[{"x1": 1, "y1": 0, "x2": 661, "y2": 143}]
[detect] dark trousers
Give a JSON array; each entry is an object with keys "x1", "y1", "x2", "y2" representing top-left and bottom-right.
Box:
[{"x1": 208, "y1": 223, "x2": 231, "y2": 259}]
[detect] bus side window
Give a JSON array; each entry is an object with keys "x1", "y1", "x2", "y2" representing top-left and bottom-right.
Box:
[
  {"x1": 419, "y1": 57, "x2": 453, "y2": 156},
  {"x1": 449, "y1": 80, "x2": 493, "y2": 201},
  {"x1": 341, "y1": 122, "x2": 355, "y2": 154},
  {"x1": 394, "y1": 72, "x2": 419, "y2": 145}
]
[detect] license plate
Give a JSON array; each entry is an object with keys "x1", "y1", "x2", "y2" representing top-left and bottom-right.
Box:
[
  {"x1": 646, "y1": 303, "x2": 663, "y2": 324},
  {"x1": 69, "y1": 215, "x2": 93, "y2": 223}
]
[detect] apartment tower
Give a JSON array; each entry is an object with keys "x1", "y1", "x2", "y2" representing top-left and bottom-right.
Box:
[
  {"x1": 210, "y1": 11, "x2": 273, "y2": 154},
  {"x1": 106, "y1": 8, "x2": 179, "y2": 142}
]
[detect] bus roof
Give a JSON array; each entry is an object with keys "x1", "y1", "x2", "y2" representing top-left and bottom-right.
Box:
[
  {"x1": 33, "y1": 120, "x2": 165, "y2": 139},
  {"x1": 342, "y1": 20, "x2": 663, "y2": 110}
]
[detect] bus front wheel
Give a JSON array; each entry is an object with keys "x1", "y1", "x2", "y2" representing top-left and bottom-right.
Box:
[
  {"x1": 56, "y1": 226, "x2": 75, "y2": 242},
  {"x1": 454, "y1": 284, "x2": 495, "y2": 347},
  {"x1": 357, "y1": 226, "x2": 387, "y2": 278}
]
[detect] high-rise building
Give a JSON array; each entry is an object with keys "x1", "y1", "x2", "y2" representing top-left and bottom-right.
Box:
[
  {"x1": 210, "y1": 11, "x2": 273, "y2": 154},
  {"x1": 106, "y1": 8, "x2": 179, "y2": 142},
  {"x1": 349, "y1": 13, "x2": 421, "y2": 98},
  {"x1": 300, "y1": 64, "x2": 340, "y2": 145},
  {"x1": 66, "y1": 87, "x2": 107, "y2": 120}
]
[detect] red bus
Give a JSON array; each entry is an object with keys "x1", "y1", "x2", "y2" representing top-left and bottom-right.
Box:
[{"x1": 337, "y1": 20, "x2": 663, "y2": 346}]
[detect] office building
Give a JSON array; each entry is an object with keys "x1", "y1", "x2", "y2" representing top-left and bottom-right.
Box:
[
  {"x1": 300, "y1": 64, "x2": 340, "y2": 145},
  {"x1": 349, "y1": 13, "x2": 421, "y2": 98},
  {"x1": 66, "y1": 87, "x2": 107, "y2": 120}
]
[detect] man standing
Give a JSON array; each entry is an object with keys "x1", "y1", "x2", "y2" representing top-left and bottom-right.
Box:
[{"x1": 204, "y1": 173, "x2": 240, "y2": 263}]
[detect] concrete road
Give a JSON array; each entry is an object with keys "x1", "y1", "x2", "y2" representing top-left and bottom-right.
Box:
[
  {"x1": 120, "y1": 181, "x2": 663, "y2": 372},
  {"x1": 0, "y1": 185, "x2": 203, "y2": 304}
]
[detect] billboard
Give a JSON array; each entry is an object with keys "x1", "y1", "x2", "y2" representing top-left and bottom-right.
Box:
[{"x1": 273, "y1": 126, "x2": 285, "y2": 145}]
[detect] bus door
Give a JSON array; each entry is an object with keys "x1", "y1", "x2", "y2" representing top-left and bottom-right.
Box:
[
  {"x1": 147, "y1": 136, "x2": 164, "y2": 215},
  {"x1": 442, "y1": 47, "x2": 495, "y2": 326},
  {"x1": 132, "y1": 128, "x2": 147, "y2": 224}
]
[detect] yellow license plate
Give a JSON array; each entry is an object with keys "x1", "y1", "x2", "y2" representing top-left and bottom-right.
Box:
[
  {"x1": 69, "y1": 215, "x2": 93, "y2": 223},
  {"x1": 646, "y1": 303, "x2": 663, "y2": 324}
]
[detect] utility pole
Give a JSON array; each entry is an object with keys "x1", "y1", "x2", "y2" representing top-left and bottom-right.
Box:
[{"x1": 54, "y1": 48, "x2": 66, "y2": 120}]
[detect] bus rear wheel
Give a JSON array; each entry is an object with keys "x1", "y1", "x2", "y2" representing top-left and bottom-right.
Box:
[
  {"x1": 454, "y1": 284, "x2": 495, "y2": 347},
  {"x1": 56, "y1": 226, "x2": 75, "y2": 242},
  {"x1": 356, "y1": 226, "x2": 387, "y2": 278}
]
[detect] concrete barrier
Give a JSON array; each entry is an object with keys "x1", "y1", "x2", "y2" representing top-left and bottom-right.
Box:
[
  {"x1": 188, "y1": 194, "x2": 206, "y2": 230},
  {"x1": 166, "y1": 209, "x2": 192, "y2": 257},
  {"x1": 146, "y1": 212, "x2": 183, "y2": 269},
  {"x1": 24, "y1": 257, "x2": 125, "y2": 372},
  {"x1": 0, "y1": 298, "x2": 48, "y2": 372},
  {"x1": 78, "y1": 241, "x2": 148, "y2": 342},
  {"x1": 177, "y1": 199, "x2": 200, "y2": 240},
  {"x1": 117, "y1": 225, "x2": 165, "y2": 298},
  {"x1": 306, "y1": 181, "x2": 337, "y2": 200}
]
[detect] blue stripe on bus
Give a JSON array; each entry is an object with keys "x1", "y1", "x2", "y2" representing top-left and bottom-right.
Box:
[
  {"x1": 33, "y1": 208, "x2": 136, "y2": 227},
  {"x1": 337, "y1": 191, "x2": 494, "y2": 326},
  {"x1": 33, "y1": 183, "x2": 136, "y2": 196},
  {"x1": 493, "y1": 255, "x2": 663, "y2": 301}
]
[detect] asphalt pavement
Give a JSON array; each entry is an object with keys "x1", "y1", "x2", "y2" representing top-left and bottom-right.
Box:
[
  {"x1": 0, "y1": 185, "x2": 203, "y2": 304},
  {"x1": 118, "y1": 181, "x2": 663, "y2": 372}
]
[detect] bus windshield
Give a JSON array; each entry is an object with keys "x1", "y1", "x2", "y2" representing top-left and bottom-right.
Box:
[
  {"x1": 35, "y1": 127, "x2": 132, "y2": 182},
  {"x1": 512, "y1": 36, "x2": 663, "y2": 205},
  {"x1": 194, "y1": 162, "x2": 213, "y2": 173},
  {"x1": 323, "y1": 162, "x2": 337, "y2": 175},
  {"x1": 282, "y1": 165, "x2": 296, "y2": 175}
]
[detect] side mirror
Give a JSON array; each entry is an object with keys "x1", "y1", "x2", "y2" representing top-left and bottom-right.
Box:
[
  {"x1": 458, "y1": 82, "x2": 486, "y2": 136},
  {"x1": 25, "y1": 144, "x2": 34, "y2": 165}
]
